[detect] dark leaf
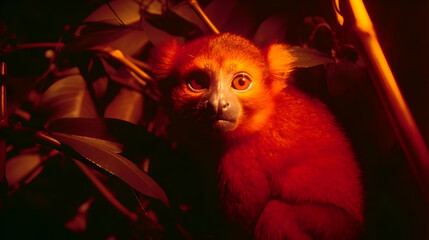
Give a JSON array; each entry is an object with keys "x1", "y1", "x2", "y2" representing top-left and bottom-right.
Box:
[
  {"x1": 84, "y1": 0, "x2": 142, "y2": 26},
  {"x1": 288, "y1": 45, "x2": 334, "y2": 68},
  {"x1": 140, "y1": 18, "x2": 185, "y2": 46},
  {"x1": 64, "y1": 197, "x2": 94, "y2": 233},
  {"x1": 253, "y1": 14, "x2": 288, "y2": 47},
  {"x1": 47, "y1": 118, "x2": 129, "y2": 142},
  {"x1": 38, "y1": 75, "x2": 98, "y2": 124},
  {"x1": 62, "y1": 26, "x2": 150, "y2": 57},
  {"x1": 62, "y1": 133, "x2": 124, "y2": 153},
  {"x1": 204, "y1": 0, "x2": 254, "y2": 36},
  {"x1": 5, "y1": 76, "x2": 37, "y2": 115},
  {"x1": 6, "y1": 153, "x2": 44, "y2": 191},
  {"x1": 303, "y1": 16, "x2": 335, "y2": 54},
  {"x1": 204, "y1": 0, "x2": 238, "y2": 31},
  {"x1": 327, "y1": 61, "x2": 363, "y2": 98},
  {"x1": 104, "y1": 88, "x2": 144, "y2": 124},
  {"x1": 91, "y1": 76, "x2": 109, "y2": 101},
  {"x1": 47, "y1": 117, "x2": 159, "y2": 145},
  {"x1": 98, "y1": 56, "x2": 145, "y2": 92},
  {"x1": 51, "y1": 132, "x2": 169, "y2": 206},
  {"x1": 168, "y1": 0, "x2": 210, "y2": 34}
]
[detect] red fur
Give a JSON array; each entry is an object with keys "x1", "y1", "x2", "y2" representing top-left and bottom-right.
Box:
[
  {"x1": 219, "y1": 86, "x2": 363, "y2": 239},
  {"x1": 151, "y1": 33, "x2": 363, "y2": 239}
]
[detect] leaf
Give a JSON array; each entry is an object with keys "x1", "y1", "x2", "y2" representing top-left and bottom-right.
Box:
[
  {"x1": 51, "y1": 132, "x2": 169, "y2": 206},
  {"x1": 5, "y1": 76, "x2": 37, "y2": 115},
  {"x1": 65, "y1": 197, "x2": 94, "y2": 233},
  {"x1": 6, "y1": 153, "x2": 44, "y2": 190},
  {"x1": 140, "y1": 18, "x2": 185, "y2": 46},
  {"x1": 84, "y1": 0, "x2": 142, "y2": 26},
  {"x1": 204, "y1": 0, "x2": 255, "y2": 36},
  {"x1": 61, "y1": 134, "x2": 124, "y2": 153},
  {"x1": 168, "y1": 1, "x2": 210, "y2": 34},
  {"x1": 204, "y1": 0, "x2": 238, "y2": 31},
  {"x1": 327, "y1": 60, "x2": 363, "y2": 98},
  {"x1": 47, "y1": 118, "x2": 137, "y2": 141},
  {"x1": 104, "y1": 88, "x2": 144, "y2": 124},
  {"x1": 91, "y1": 76, "x2": 109, "y2": 101},
  {"x1": 98, "y1": 57, "x2": 145, "y2": 92},
  {"x1": 62, "y1": 26, "x2": 150, "y2": 57},
  {"x1": 38, "y1": 74, "x2": 98, "y2": 124},
  {"x1": 288, "y1": 46, "x2": 334, "y2": 68},
  {"x1": 46, "y1": 118, "x2": 165, "y2": 153},
  {"x1": 253, "y1": 14, "x2": 288, "y2": 47}
]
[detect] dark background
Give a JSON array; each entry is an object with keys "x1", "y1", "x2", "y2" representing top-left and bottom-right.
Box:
[{"x1": 1, "y1": 0, "x2": 429, "y2": 239}]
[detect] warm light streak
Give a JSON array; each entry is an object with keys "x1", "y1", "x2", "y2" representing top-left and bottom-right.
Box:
[
  {"x1": 348, "y1": 0, "x2": 429, "y2": 192},
  {"x1": 334, "y1": 0, "x2": 344, "y2": 26},
  {"x1": 349, "y1": 0, "x2": 373, "y2": 32},
  {"x1": 187, "y1": 0, "x2": 220, "y2": 34},
  {"x1": 91, "y1": 46, "x2": 151, "y2": 86}
]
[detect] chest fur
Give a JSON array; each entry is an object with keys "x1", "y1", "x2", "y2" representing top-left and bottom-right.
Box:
[{"x1": 217, "y1": 144, "x2": 273, "y2": 228}]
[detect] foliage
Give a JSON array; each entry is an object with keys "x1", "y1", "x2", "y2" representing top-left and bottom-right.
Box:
[{"x1": 1, "y1": 0, "x2": 426, "y2": 239}]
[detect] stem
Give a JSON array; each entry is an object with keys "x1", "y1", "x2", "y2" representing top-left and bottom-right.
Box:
[
  {"x1": 15, "y1": 43, "x2": 65, "y2": 50},
  {"x1": 91, "y1": 46, "x2": 152, "y2": 86},
  {"x1": 345, "y1": 0, "x2": 429, "y2": 197},
  {"x1": 187, "y1": 0, "x2": 220, "y2": 34},
  {"x1": 0, "y1": 61, "x2": 7, "y2": 189},
  {"x1": 2, "y1": 43, "x2": 65, "y2": 55},
  {"x1": 90, "y1": 46, "x2": 162, "y2": 101}
]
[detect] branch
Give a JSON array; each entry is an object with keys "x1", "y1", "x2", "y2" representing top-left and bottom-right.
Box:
[
  {"x1": 343, "y1": 0, "x2": 429, "y2": 198},
  {"x1": 89, "y1": 46, "x2": 162, "y2": 101},
  {"x1": 187, "y1": 0, "x2": 220, "y2": 34}
]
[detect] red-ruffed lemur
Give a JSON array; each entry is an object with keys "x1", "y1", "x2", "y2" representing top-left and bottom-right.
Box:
[{"x1": 150, "y1": 33, "x2": 363, "y2": 240}]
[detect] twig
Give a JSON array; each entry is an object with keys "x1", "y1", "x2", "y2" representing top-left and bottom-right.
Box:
[
  {"x1": 90, "y1": 46, "x2": 152, "y2": 87},
  {"x1": 0, "y1": 61, "x2": 7, "y2": 195},
  {"x1": 2, "y1": 43, "x2": 65, "y2": 55},
  {"x1": 187, "y1": 0, "x2": 220, "y2": 34},
  {"x1": 344, "y1": 0, "x2": 429, "y2": 198},
  {"x1": 90, "y1": 46, "x2": 162, "y2": 101},
  {"x1": 6, "y1": 149, "x2": 56, "y2": 196},
  {"x1": 129, "y1": 56, "x2": 152, "y2": 72}
]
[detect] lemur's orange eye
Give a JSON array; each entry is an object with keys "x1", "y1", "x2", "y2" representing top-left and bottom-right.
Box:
[
  {"x1": 231, "y1": 73, "x2": 252, "y2": 91},
  {"x1": 186, "y1": 70, "x2": 210, "y2": 91}
]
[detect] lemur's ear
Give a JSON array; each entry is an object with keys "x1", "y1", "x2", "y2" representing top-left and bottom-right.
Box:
[
  {"x1": 150, "y1": 40, "x2": 181, "y2": 79},
  {"x1": 265, "y1": 44, "x2": 295, "y2": 93}
]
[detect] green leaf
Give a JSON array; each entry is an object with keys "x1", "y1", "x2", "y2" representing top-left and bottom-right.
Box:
[
  {"x1": 288, "y1": 46, "x2": 334, "y2": 68},
  {"x1": 51, "y1": 132, "x2": 169, "y2": 206}
]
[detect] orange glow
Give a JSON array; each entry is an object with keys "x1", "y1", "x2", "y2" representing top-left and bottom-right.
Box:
[
  {"x1": 334, "y1": 0, "x2": 344, "y2": 26},
  {"x1": 349, "y1": 0, "x2": 429, "y2": 190},
  {"x1": 349, "y1": 0, "x2": 373, "y2": 32}
]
